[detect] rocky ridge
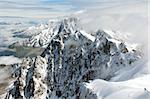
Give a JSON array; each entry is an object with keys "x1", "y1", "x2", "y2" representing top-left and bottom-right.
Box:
[{"x1": 3, "y1": 17, "x2": 141, "y2": 99}]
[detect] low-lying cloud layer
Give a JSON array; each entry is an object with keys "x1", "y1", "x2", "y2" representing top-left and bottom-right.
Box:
[{"x1": 0, "y1": 56, "x2": 22, "y2": 65}]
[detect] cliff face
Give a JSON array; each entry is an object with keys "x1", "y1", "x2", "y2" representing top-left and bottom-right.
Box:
[{"x1": 4, "y1": 17, "x2": 140, "y2": 99}]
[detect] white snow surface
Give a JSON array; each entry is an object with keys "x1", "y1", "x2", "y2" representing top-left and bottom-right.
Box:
[
  {"x1": 80, "y1": 30, "x2": 95, "y2": 42},
  {"x1": 85, "y1": 58, "x2": 150, "y2": 99},
  {"x1": 86, "y1": 76, "x2": 150, "y2": 99}
]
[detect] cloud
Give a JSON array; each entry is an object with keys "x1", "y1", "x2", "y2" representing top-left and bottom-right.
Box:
[
  {"x1": 0, "y1": 0, "x2": 76, "y2": 18},
  {"x1": 0, "y1": 0, "x2": 147, "y2": 18},
  {"x1": 70, "y1": 0, "x2": 148, "y2": 61},
  {"x1": 0, "y1": 56, "x2": 22, "y2": 65},
  {"x1": 73, "y1": 0, "x2": 148, "y2": 44}
]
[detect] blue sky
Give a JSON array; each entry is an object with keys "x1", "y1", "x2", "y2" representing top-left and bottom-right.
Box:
[{"x1": 0, "y1": 0, "x2": 147, "y2": 18}]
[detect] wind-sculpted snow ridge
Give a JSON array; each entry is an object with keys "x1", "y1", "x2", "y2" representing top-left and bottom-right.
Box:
[{"x1": 3, "y1": 17, "x2": 141, "y2": 99}]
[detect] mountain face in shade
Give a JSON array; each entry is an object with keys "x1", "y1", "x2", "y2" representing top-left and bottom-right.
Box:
[{"x1": 4, "y1": 17, "x2": 141, "y2": 99}]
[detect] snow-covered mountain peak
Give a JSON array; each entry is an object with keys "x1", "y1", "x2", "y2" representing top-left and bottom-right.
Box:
[
  {"x1": 22, "y1": 17, "x2": 81, "y2": 47},
  {"x1": 3, "y1": 17, "x2": 143, "y2": 99},
  {"x1": 58, "y1": 17, "x2": 81, "y2": 34}
]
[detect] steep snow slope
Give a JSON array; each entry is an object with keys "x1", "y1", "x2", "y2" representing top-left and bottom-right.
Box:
[
  {"x1": 85, "y1": 55, "x2": 150, "y2": 99},
  {"x1": 1, "y1": 17, "x2": 143, "y2": 99},
  {"x1": 86, "y1": 75, "x2": 150, "y2": 99}
]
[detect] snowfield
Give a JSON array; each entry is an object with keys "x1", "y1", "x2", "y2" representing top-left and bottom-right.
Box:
[
  {"x1": 86, "y1": 76, "x2": 150, "y2": 99},
  {"x1": 86, "y1": 59, "x2": 150, "y2": 99}
]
